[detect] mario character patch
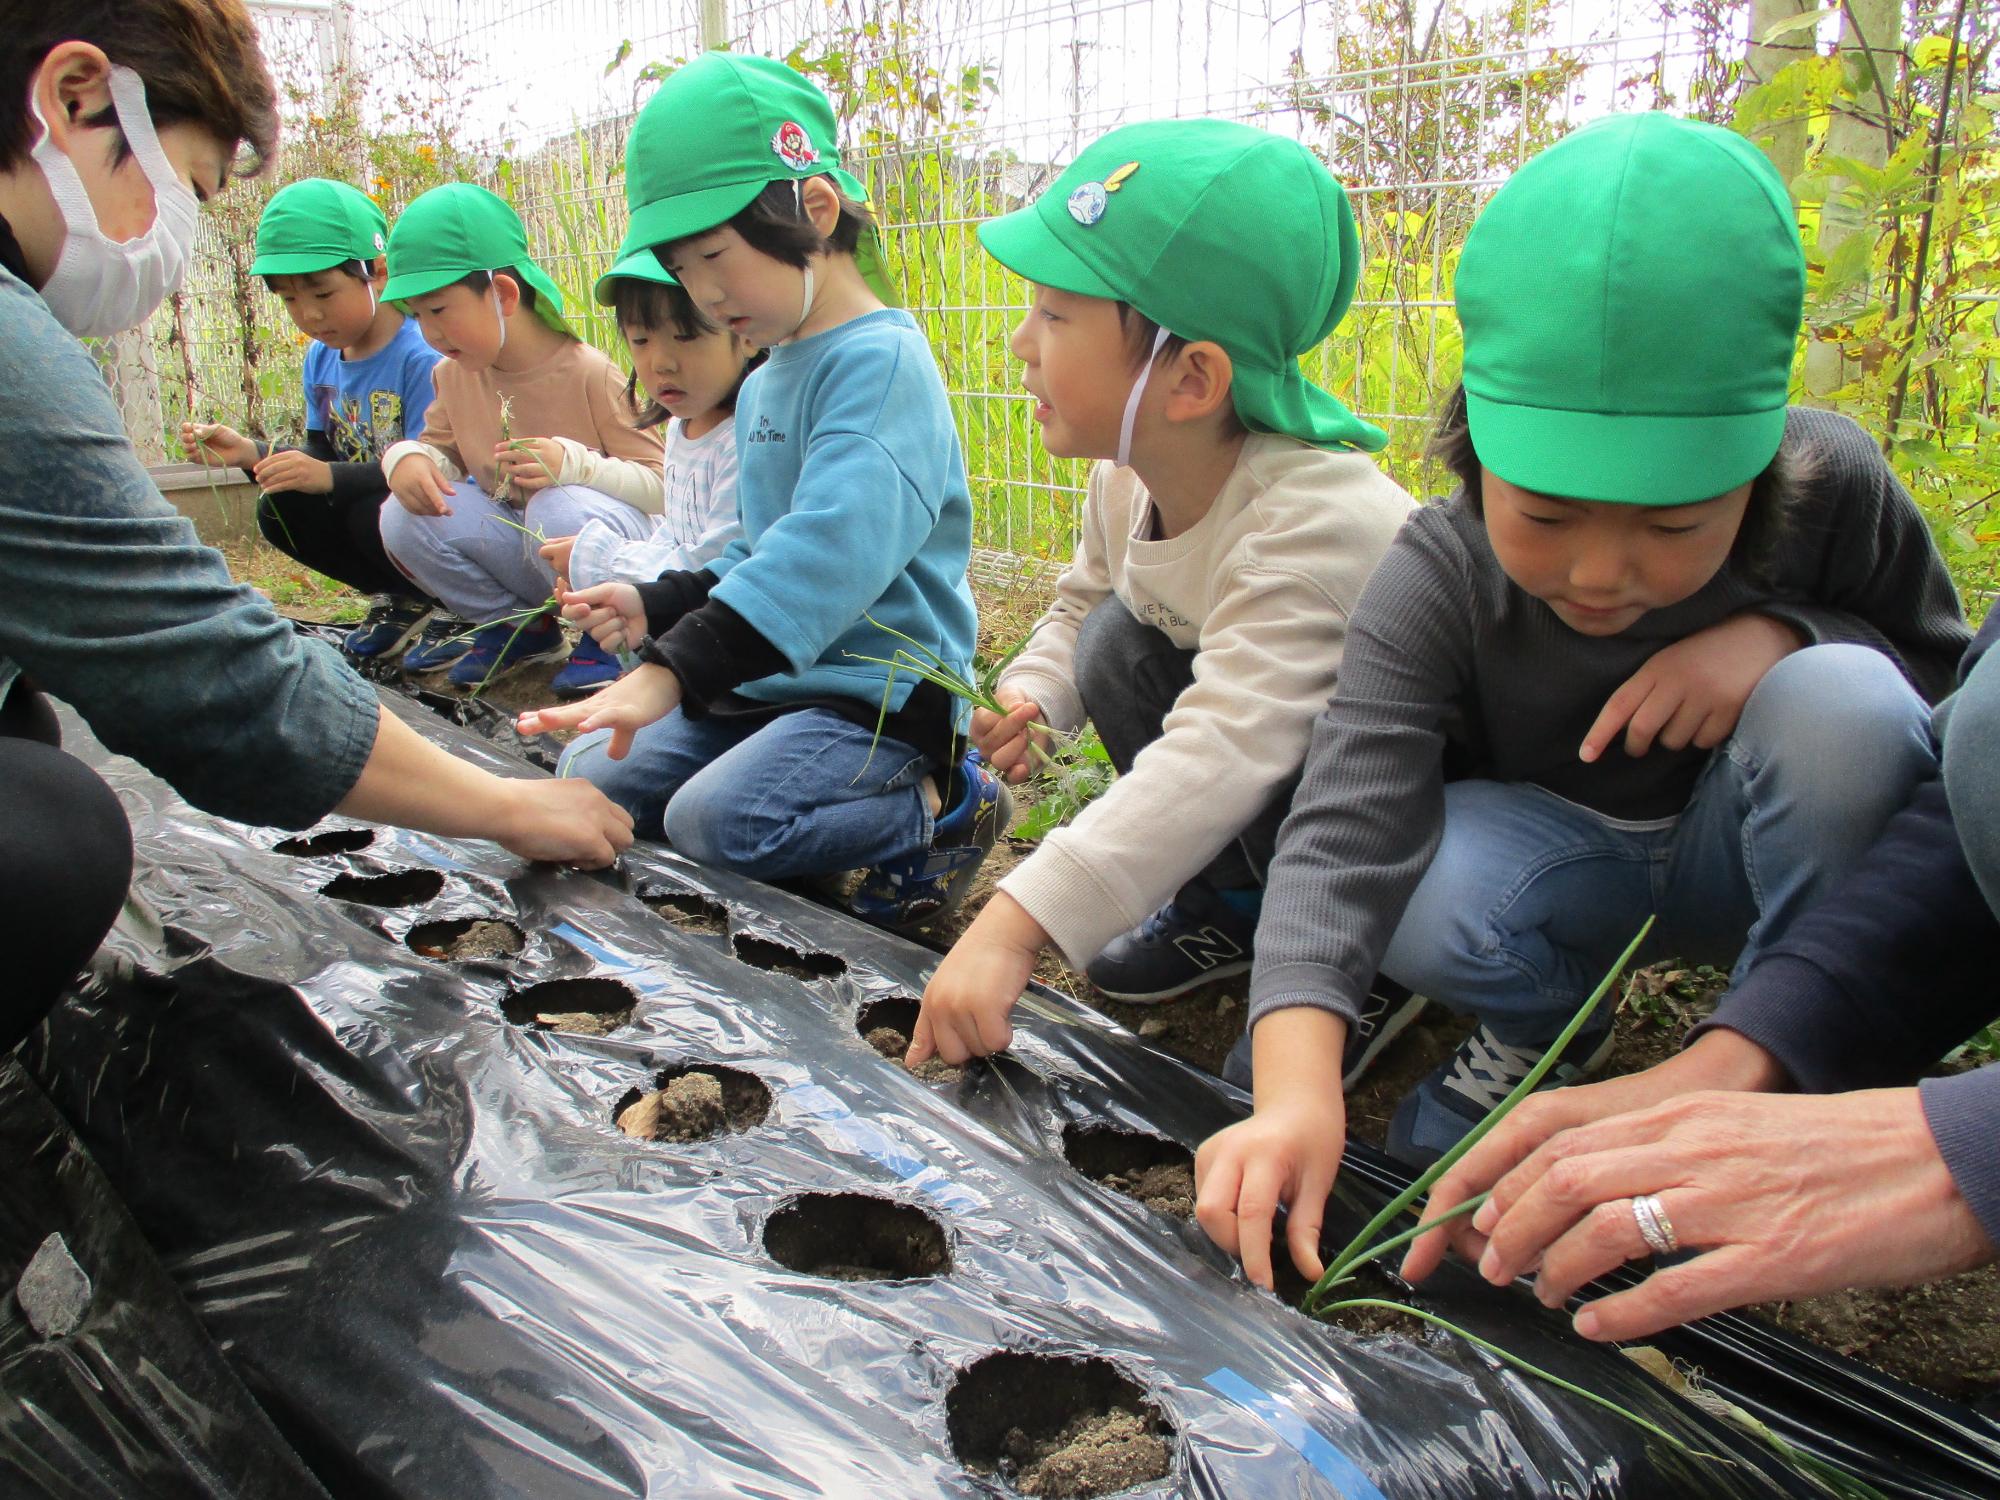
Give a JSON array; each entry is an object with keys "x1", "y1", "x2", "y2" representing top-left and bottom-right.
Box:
[{"x1": 772, "y1": 121, "x2": 820, "y2": 170}]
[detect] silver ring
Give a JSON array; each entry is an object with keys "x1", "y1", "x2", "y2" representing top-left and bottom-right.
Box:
[{"x1": 1631, "y1": 1194, "x2": 1678, "y2": 1256}]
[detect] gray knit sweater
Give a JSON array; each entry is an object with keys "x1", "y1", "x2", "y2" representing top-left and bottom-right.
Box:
[{"x1": 1250, "y1": 407, "x2": 1971, "y2": 1030}]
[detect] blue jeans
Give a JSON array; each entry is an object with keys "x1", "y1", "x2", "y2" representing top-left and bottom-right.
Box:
[
  {"x1": 1943, "y1": 630, "x2": 2000, "y2": 915},
  {"x1": 1379, "y1": 644, "x2": 1938, "y2": 1051},
  {"x1": 559, "y1": 707, "x2": 934, "y2": 880}
]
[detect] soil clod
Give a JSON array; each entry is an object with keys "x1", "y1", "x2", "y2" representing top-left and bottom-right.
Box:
[
  {"x1": 644, "y1": 887, "x2": 731, "y2": 937},
  {"x1": 1062, "y1": 1125, "x2": 1195, "y2": 1221},
  {"x1": 731, "y1": 933, "x2": 846, "y2": 981},
  {"x1": 857, "y1": 997, "x2": 963, "y2": 1085},
  {"x1": 613, "y1": 1063, "x2": 771, "y2": 1142},
  {"x1": 763, "y1": 1192, "x2": 951, "y2": 1281},
  {"x1": 273, "y1": 827, "x2": 375, "y2": 857},
  {"x1": 407, "y1": 918, "x2": 524, "y2": 962},
  {"x1": 502, "y1": 977, "x2": 636, "y2": 1035},
  {"x1": 946, "y1": 1351, "x2": 1173, "y2": 1498},
  {"x1": 320, "y1": 869, "x2": 445, "y2": 908}
]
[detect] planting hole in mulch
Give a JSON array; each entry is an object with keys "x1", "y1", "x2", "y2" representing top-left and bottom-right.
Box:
[
  {"x1": 319, "y1": 869, "x2": 445, "y2": 908},
  {"x1": 502, "y1": 977, "x2": 637, "y2": 1036},
  {"x1": 945, "y1": 1350, "x2": 1174, "y2": 1498},
  {"x1": 731, "y1": 933, "x2": 847, "y2": 982},
  {"x1": 273, "y1": 827, "x2": 375, "y2": 857},
  {"x1": 407, "y1": 917, "x2": 525, "y2": 962},
  {"x1": 856, "y1": 996, "x2": 964, "y2": 1085},
  {"x1": 643, "y1": 887, "x2": 731, "y2": 937},
  {"x1": 613, "y1": 1062, "x2": 771, "y2": 1142},
  {"x1": 762, "y1": 1191, "x2": 951, "y2": 1281},
  {"x1": 1062, "y1": 1125, "x2": 1195, "y2": 1221},
  {"x1": 1272, "y1": 1255, "x2": 1429, "y2": 1338}
]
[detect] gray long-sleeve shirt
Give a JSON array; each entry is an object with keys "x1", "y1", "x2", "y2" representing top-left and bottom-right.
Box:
[
  {"x1": 0, "y1": 265, "x2": 378, "y2": 827},
  {"x1": 1251, "y1": 406, "x2": 1971, "y2": 1030}
]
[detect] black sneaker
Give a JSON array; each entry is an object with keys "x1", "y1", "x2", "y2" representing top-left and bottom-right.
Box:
[
  {"x1": 1218, "y1": 975, "x2": 1427, "y2": 1091},
  {"x1": 1087, "y1": 881, "x2": 1258, "y2": 1003},
  {"x1": 1385, "y1": 1018, "x2": 1615, "y2": 1169},
  {"x1": 343, "y1": 595, "x2": 432, "y2": 659}
]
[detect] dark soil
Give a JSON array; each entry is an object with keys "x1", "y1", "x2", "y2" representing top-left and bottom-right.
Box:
[
  {"x1": 614, "y1": 1063, "x2": 771, "y2": 1143},
  {"x1": 502, "y1": 976, "x2": 637, "y2": 1035},
  {"x1": 857, "y1": 996, "x2": 964, "y2": 1085},
  {"x1": 1281, "y1": 1261, "x2": 1431, "y2": 1339},
  {"x1": 945, "y1": 1351, "x2": 1173, "y2": 1499},
  {"x1": 1062, "y1": 1125, "x2": 1195, "y2": 1221},
  {"x1": 731, "y1": 933, "x2": 847, "y2": 981},
  {"x1": 1762, "y1": 1270, "x2": 2000, "y2": 1401},
  {"x1": 644, "y1": 887, "x2": 731, "y2": 937},
  {"x1": 273, "y1": 827, "x2": 375, "y2": 857},
  {"x1": 406, "y1": 918, "x2": 525, "y2": 962},
  {"x1": 762, "y1": 1191, "x2": 951, "y2": 1281},
  {"x1": 320, "y1": 869, "x2": 445, "y2": 908}
]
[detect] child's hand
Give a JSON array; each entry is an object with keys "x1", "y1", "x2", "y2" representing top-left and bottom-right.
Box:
[
  {"x1": 972, "y1": 684, "x2": 1048, "y2": 785},
  {"x1": 495, "y1": 436, "x2": 566, "y2": 494},
  {"x1": 909, "y1": 893, "x2": 1048, "y2": 1065},
  {"x1": 559, "y1": 581, "x2": 647, "y2": 654},
  {"x1": 252, "y1": 448, "x2": 333, "y2": 495},
  {"x1": 517, "y1": 663, "x2": 680, "y2": 759},
  {"x1": 179, "y1": 419, "x2": 258, "y2": 471},
  {"x1": 539, "y1": 534, "x2": 578, "y2": 582},
  {"x1": 1193, "y1": 1008, "x2": 1350, "y2": 1289},
  {"x1": 389, "y1": 453, "x2": 454, "y2": 517},
  {"x1": 1580, "y1": 612, "x2": 1804, "y2": 763}
]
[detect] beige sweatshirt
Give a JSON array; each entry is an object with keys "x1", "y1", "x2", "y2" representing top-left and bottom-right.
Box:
[
  {"x1": 998, "y1": 432, "x2": 1414, "y2": 966},
  {"x1": 381, "y1": 338, "x2": 664, "y2": 511}
]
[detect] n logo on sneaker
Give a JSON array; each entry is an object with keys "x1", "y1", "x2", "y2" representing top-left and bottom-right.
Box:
[{"x1": 1170, "y1": 925, "x2": 1244, "y2": 973}]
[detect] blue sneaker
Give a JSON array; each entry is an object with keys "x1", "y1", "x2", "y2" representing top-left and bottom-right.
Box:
[
  {"x1": 1086, "y1": 880, "x2": 1258, "y2": 1002},
  {"x1": 848, "y1": 750, "x2": 1013, "y2": 931},
  {"x1": 1385, "y1": 1018, "x2": 1616, "y2": 1169},
  {"x1": 342, "y1": 595, "x2": 432, "y2": 659},
  {"x1": 446, "y1": 616, "x2": 566, "y2": 688},
  {"x1": 400, "y1": 613, "x2": 476, "y2": 672},
  {"x1": 550, "y1": 636, "x2": 621, "y2": 698}
]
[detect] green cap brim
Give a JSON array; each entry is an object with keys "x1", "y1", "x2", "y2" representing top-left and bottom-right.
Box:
[
  {"x1": 976, "y1": 207, "x2": 1120, "y2": 300},
  {"x1": 251, "y1": 250, "x2": 364, "y2": 277},
  {"x1": 593, "y1": 245, "x2": 681, "y2": 306},
  {"x1": 1465, "y1": 391, "x2": 1787, "y2": 505}
]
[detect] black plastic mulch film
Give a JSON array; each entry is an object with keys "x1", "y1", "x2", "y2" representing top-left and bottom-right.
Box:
[{"x1": 0, "y1": 670, "x2": 1994, "y2": 1498}]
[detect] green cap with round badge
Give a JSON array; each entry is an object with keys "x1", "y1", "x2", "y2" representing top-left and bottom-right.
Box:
[
  {"x1": 977, "y1": 118, "x2": 1385, "y2": 453},
  {"x1": 1455, "y1": 112, "x2": 1805, "y2": 506},
  {"x1": 614, "y1": 50, "x2": 899, "y2": 306},
  {"x1": 251, "y1": 178, "x2": 387, "y2": 276},
  {"x1": 382, "y1": 183, "x2": 572, "y2": 335}
]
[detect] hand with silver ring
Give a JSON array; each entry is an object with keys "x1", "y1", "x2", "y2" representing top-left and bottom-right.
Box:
[{"x1": 1630, "y1": 1193, "x2": 1677, "y2": 1256}]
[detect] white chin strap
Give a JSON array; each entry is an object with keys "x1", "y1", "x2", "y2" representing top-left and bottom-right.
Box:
[
  {"x1": 492, "y1": 282, "x2": 506, "y2": 350},
  {"x1": 793, "y1": 179, "x2": 817, "y2": 331},
  {"x1": 1117, "y1": 325, "x2": 1172, "y2": 468}
]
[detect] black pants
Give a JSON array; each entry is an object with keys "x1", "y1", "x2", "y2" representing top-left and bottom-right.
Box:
[
  {"x1": 1072, "y1": 596, "x2": 1298, "y2": 893},
  {"x1": 0, "y1": 680, "x2": 133, "y2": 1049},
  {"x1": 259, "y1": 487, "x2": 420, "y2": 600}
]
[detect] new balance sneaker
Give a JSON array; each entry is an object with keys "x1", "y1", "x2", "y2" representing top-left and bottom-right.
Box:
[
  {"x1": 1087, "y1": 881, "x2": 1258, "y2": 1003},
  {"x1": 445, "y1": 616, "x2": 567, "y2": 688},
  {"x1": 848, "y1": 750, "x2": 1013, "y2": 932},
  {"x1": 343, "y1": 595, "x2": 433, "y2": 659},
  {"x1": 1384, "y1": 1018, "x2": 1617, "y2": 1169},
  {"x1": 400, "y1": 613, "x2": 476, "y2": 673},
  {"x1": 550, "y1": 635, "x2": 621, "y2": 697},
  {"x1": 1218, "y1": 976, "x2": 1428, "y2": 1091}
]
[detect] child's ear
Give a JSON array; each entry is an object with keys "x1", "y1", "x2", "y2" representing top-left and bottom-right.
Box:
[
  {"x1": 1164, "y1": 341, "x2": 1236, "y2": 426},
  {"x1": 798, "y1": 175, "x2": 842, "y2": 240},
  {"x1": 493, "y1": 272, "x2": 524, "y2": 318},
  {"x1": 366, "y1": 257, "x2": 388, "y2": 288}
]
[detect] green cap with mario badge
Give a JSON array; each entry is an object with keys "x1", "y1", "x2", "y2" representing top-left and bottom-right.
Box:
[
  {"x1": 977, "y1": 118, "x2": 1386, "y2": 453},
  {"x1": 382, "y1": 183, "x2": 572, "y2": 334},
  {"x1": 615, "y1": 50, "x2": 900, "y2": 306},
  {"x1": 1455, "y1": 111, "x2": 1806, "y2": 506},
  {"x1": 251, "y1": 178, "x2": 388, "y2": 276}
]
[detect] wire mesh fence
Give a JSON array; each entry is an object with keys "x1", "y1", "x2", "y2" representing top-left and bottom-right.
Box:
[{"x1": 105, "y1": 0, "x2": 1998, "y2": 571}]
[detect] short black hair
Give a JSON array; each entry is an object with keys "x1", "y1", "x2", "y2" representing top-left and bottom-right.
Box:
[
  {"x1": 1113, "y1": 302, "x2": 1248, "y2": 439},
  {"x1": 611, "y1": 276, "x2": 763, "y2": 429},
  {"x1": 260, "y1": 259, "x2": 374, "y2": 294},
  {"x1": 653, "y1": 175, "x2": 874, "y2": 274},
  {"x1": 1426, "y1": 381, "x2": 1807, "y2": 580},
  {"x1": 451, "y1": 267, "x2": 537, "y2": 312}
]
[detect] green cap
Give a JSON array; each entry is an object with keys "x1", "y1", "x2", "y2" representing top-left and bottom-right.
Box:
[
  {"x1": 977, "y1": 119, "x2": 1385, "y2": 453},
  {"x1": 382, "y1": 183, "x2": 570, "y2": 334},
  {"x1": 592, "y1": 244, "x2": 678, "y2": 307},
  {"x1": 1456, "y1": 112, "x2": 1805, "y2": 506},
  {"x1": 251, "y1": 178, "x2": 387, "y2": 276},
  {"x1": 617, "y1": 51, "x2": 898, "y2": 305}
]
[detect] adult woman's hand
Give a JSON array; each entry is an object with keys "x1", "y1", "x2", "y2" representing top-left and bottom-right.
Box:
[{"x1": 1455, "y1": 1086, "x2": 1995, "y2": 1342}]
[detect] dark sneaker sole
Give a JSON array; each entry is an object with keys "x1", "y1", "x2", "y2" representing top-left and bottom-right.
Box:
[
  {"x1": 1341, "y1": 989, "x2": 1428, "y2": 1089},
  {"x1": 856, "y1": 782, "x2": 1013, "y2": 935},
  {"x1": 345, "y1": 610, "x2": 435, "y2": 660},
  {"x1": 1090, "y1": 957, "x2": 1252, "y2": 1005},
  {"x1": 447, "y1": 642, "x2": 569, "y2": 689}
]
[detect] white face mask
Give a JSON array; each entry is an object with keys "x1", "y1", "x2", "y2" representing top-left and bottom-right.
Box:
[{"x1": 31, "y1": 65, "x2": 201, "y2": 339}]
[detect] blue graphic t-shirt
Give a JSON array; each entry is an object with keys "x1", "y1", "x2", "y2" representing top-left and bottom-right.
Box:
[{"x1": 302, "y1": 315, "x2": 440, "y2": 462}]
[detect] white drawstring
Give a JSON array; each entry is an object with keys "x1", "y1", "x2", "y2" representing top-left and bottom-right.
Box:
[{"x1": 1117, "y1": 325, "x2": 1172, "y2": 468}]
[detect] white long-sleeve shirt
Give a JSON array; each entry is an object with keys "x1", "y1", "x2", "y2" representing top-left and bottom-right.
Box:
[{"x1": 566, "y1": 416, "x2": 741, "y2": 588}]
